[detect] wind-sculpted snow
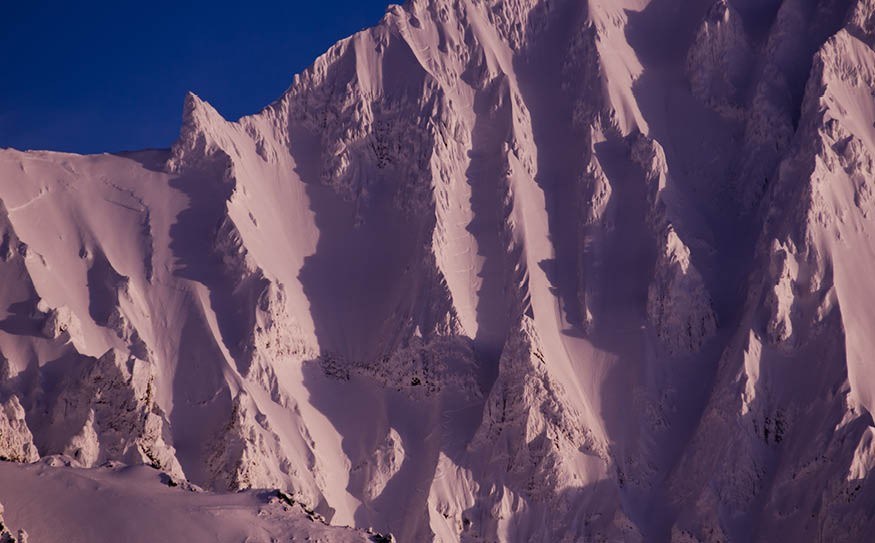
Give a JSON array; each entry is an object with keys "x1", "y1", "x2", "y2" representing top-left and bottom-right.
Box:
[{"x1": 2, "y1": 0, "x2": 875, "y2": 540}]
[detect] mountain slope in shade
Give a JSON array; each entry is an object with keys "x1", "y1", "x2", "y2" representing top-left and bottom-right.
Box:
[{"x1": 2, "y1": 0, "x2": 875, "y2": 541}]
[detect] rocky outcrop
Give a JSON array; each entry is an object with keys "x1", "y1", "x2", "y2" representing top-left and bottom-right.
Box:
[
  {"x1": 206, "y1": 391, "x2": 298, "y2": 495},
  {"x1": 0, "y1": 501, "x2": 26, "y2": 543},
  {"x1": 686, "y1": 0, "x2": 754, "y2": 120},
  {"x1": 0, "y1": 397, "x2": 37, "y2": 463},
  {"x1": 38, "y1": 304, "x2": 81, "y2": 342},
  {"x1": 647, "y1": 226, "x2": 717, "y2": 355},
  {"x1": 48, "y1": 350, "x2": 182, "y2": 477},
  {"x1": 764, "y1": 239, "x2": 798, "y2": 346},
  {"x1": 470, "y1": 318, "x2": 603, "y2": 497}
]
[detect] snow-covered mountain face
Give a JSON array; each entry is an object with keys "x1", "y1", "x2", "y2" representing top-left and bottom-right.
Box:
[{"x1": 2, "y1": 0, "x2": 875, "y2": 540}]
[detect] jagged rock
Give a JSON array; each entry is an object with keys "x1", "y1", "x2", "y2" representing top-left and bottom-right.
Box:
[
  {"x1": 205, "y1": 391, "x2": 311, "y2": 505},
  {"x1": 0, "y1": 396, "x2": 38, "y2": 463},
  {"x1": 247, "y1": 282, "x2": 315, "y2": 406},
  {"x1": 63, "y1": 409, "x2": 99, "y2": 467},
  {"x1": 686, "y1": 0, "x2": 753, "y2": 119},
  {"x1": 38, "y1": 304, "x2": 82, "y2": 342},
  {"x1": 50, "y1": 349, "x2": 183, "y2": 477},
  {"x1": 0, "y1": 502, "x2": 14, "y2": 543},
  {"x1": 331, "y1": 335, "x2": 481, "y2": 398},
  {"x1": 647, "y1": 226, "x2": 717, "y2": 355},
  {"x1": 631, "y1": 132, "x2": 669, "y2": 199},
  {"x1": 106, "y1": 307, "x2": 150, "y2": 360},
  {"x1": 848, "y1": 0, "x2": 875, "y2": 43},
  {"x1": 765, "y1": 239, "x2": 798, "y2": 345},
  {"x1": 471, "y1": 317, "x2": 602, "y2": 498}
]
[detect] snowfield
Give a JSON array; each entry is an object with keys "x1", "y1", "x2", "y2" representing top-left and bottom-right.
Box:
[
  {"x1": 0, "y1": 460, "x2": 374, "y2": 542},
  {"x1": 2, "y1": 0, "x2": 875, "y2": 541}
]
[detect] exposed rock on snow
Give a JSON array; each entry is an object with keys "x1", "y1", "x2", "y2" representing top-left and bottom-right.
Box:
[
  {"x1": 765, "y1": 239, "x2": 798, "y2": 346},
  {"x1": 848, "y1": 0, "x2": 875, "y2": 44},
  {"x1": 631, "y1": 131, "x2": 668, "y2": 202},
  {"x1": 647, "y1": 226, "x2": 717, "y2": 355},
  {"x1": 47, "y1": 349, "x2": 183, "y2": 477},
  {"x1": 205, "y1": 391, "x2": 305, "y2": 502},
  {"x1": 471, "y1": 317, "x2": 602, "y2": 497},
  {"x1": 321, "y1": 334, "x2": 481, "y2": 399},
  {"x1": 0, "y1": 502, "x2": 27, "y2": 543},
  {"x1": 358, "y1": 428, "x2": 405, "y2": 502},
  {"x1": 247, "y1": 282, "x2": 315, "y2": 406},
  {"x1": 686, "y1": 0, "x2": 754, "y2": 120},
  {"x1": 0, "y1": 503, "x2": 14, "y2": 543},
  {"x1": 38, "y1": 303, "x2": 81, "y2": 342},
  {"x1": 0, "y1": 396, "x2": 38, "y2": 463}
]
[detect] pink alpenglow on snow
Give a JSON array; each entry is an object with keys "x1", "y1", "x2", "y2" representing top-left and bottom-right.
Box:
[{"x1": 2, "y1": 0, "x2": 875, "y2": 541}]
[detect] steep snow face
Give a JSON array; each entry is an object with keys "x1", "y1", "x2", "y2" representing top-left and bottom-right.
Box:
[{"x1": 2, "y1": 0, "x2": 875, "y2": 541}]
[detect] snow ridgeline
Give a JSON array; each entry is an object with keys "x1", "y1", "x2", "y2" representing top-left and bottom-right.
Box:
[{"x1": 2, "y1": 0, "x2": 875, "y2": 541}]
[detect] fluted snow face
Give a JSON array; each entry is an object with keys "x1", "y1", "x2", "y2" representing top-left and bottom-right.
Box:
[{"x1": 2, "y1": 0, "x2": 875, "y2": 540}]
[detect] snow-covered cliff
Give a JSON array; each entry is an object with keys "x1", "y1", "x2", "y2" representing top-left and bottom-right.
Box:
[{"x1": 2, "y1": 0, "x2": 875, "y2": 540}]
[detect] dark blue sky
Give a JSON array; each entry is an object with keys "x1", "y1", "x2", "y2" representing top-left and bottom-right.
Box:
[{"x1": 0, "y1": 1, "x2": 390, "y2": 154}]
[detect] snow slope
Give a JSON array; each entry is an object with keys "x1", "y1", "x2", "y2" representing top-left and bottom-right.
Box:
[
  {"x1": 2, "y1": 0, "x2": 875, "y2": 541},
  {"x1": 0, "y1": 459, "x2": 375, "y2": 542}
]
